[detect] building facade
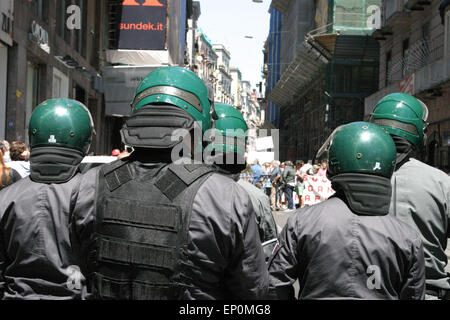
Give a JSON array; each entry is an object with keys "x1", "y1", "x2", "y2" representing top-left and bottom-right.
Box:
[
  {"x1": 230, "y1": 67, "x2": 242, "y2": 108},
  {"x1": 0, "y1": 0, "x2": 14, "y2": 140},
  {"x1": 212, "y1": 44, "x2": 233, "y2": 105},
  {"x1": 267, "y1": 0, "x2": 381, "y2": 161},
  {"x1": 264, "y1": 6, "x2": 282, "y2": 128},
  {"x1": 185, "y1": 1, "x2": 201, "y2": 71},
  {"x1": 366, "y1": 0, "x2": 450, "y2": 170},
  {"x1": 5, "y1": 0, "x2": 112, "y2": 154},
  {"x1": 194, "y1": 28, "x2": 217, "y2": 95}
]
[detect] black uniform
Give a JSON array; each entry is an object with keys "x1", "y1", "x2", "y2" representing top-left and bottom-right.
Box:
[
  {"x1": 268, "y1": 195, "x2": 426, "y2": 300},
  {"x1": 0, "y1": 175, "x2": 84, "y2": 299},
  {"x1": 69, "y1": 157, "x2": 269, "y2": 300}
]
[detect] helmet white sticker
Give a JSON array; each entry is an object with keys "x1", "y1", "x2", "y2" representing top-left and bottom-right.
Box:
[
  {"x1": 48, "y1": 135, "x2": 57, "y2": 143},
  {"x1": 373, "y1": 162, "x2": 381, "y2": 170}
]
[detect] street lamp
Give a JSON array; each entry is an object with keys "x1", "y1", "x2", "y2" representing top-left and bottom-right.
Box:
[{"x1": 252, "y1": 0, "x2": 263, "y2": 3}]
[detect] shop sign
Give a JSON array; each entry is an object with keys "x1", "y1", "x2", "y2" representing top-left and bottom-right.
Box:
[{"x1": 30, "y1": 21, "x2": 50, "y2": 54}]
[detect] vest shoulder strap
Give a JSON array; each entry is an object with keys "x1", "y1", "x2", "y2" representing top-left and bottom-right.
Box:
[
  {"x1": 101, "y1": 158, "x2": 133, "y2": 192},
  {"x1": 155, "y1": 163, "x2": 217, "y2": 201}
]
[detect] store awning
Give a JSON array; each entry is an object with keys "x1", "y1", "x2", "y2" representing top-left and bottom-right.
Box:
[
  {"x1": 322, "y1": 34, "x2": 380, "y2": 61},
  {"x1": 102, "y1": 65, "x2": 166, "y2": 116},
  {"x1": 267, "y1": 37, "x2": 331, "y2": 107},
  {"x1": 312, "y1": 34, "x2": 337, "y2": 55}
]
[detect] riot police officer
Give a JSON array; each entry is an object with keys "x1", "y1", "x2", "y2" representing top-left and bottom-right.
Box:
[
  {"x1": 69, "y1": 66, "x2": 269, "y2": 300},
  {"x1": 370, "y1": 92, "x2": 450, "y2": 299},
  {"x1": 0, "y1": 98, "x2": 94, "y2": 299},
  {"x1": 268, "y1": 122, "x2": 425, "y2": 299},
  {"x1": 205, "y1": 103, "x2": 278, "y2": 254}
]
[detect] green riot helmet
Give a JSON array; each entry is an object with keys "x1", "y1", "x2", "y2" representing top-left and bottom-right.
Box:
[
  {"x1": 122, "y1": 66, "x2": 213, "y2": 149},
  {"x1": 205, "y1": 103, "x2": 247, "y2": 172},
  {"x1": 317, "y1": 122, "x2": 396, "y2": 179},
  {"x1": 29, "y1": 98, "x2": 94, "y2": 153},
  {"x1": 28, "y1": 98, "x2": 94, "y2": 184},
  {"x1": 208, "y1": 103, "x2": 247, "y2": 154},
  {"x1": 369, "y1": 93, "x2": 428, "y2": 149}
]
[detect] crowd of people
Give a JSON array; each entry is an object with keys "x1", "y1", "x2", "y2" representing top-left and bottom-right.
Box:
[
  {"x1": 0, "y1": 66, "x2": 449, "y2": 301},
  {"x1": 241, "y1": 159, "x2": 333, "y2": 211},
  {"x1": 0, "y1": 140, "x2": 30, "y2": 191}
]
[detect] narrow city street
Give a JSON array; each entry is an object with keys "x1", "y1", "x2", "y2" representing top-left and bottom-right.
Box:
[{"x1": 0, "y1": 0, "x2": 449, "y2": 307}]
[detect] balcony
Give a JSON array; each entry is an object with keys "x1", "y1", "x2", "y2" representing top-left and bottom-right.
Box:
[
  {"x1": 384, "y1": 0, "x2": 411, "y2": 27},
  {"x1": 387, "y1": 38, "x2": 441, "y2": 82},
  {"x1": 404, "y1": 0, "x2": 432, "y2": 10},
  {"x1": 364, "y1": 55, "x2": 450, "y2": 119}
]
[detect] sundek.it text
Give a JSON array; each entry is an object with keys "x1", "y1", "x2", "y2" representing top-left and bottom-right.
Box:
[{"x1": 120, "y1": 22, "x2": 164, "y2": 31}]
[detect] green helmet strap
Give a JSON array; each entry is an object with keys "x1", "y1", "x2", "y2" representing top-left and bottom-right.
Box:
[
  {"x1": 30, "y1": 146, "x2": 84, "y2": 184},
  {"x1": 131, "y1": 86, "x2": 203, "y2": 113},
  {"x1": 330, "y1": 173, "x2": 392, "y2": 216},
  {"x1": 371, "y1": 118, "x2": 418, "y2": 135},
  {"x1": 121, "y1": 104, "x2": 196, "y2": 149},
  {"x1": 390, "y1": 135, "x2": 414, "y2": 166}
]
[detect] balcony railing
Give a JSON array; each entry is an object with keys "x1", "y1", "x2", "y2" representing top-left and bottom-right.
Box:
[{"x1": 387, "y1": 38, "x2": 441, "y2": 81}]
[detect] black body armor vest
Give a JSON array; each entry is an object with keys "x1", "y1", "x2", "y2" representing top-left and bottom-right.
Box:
[{"x1": 88, "y1": 158, "x2": 216, "y2": 300}]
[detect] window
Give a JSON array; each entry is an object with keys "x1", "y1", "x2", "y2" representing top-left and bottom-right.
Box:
[
  {"x1": 386, "y1": 50, "x2": 392, "y2": 86},
  {"x1": 25, "y1": 62, "x2": 40, "y2": 145},
  {"x1": 53, "y1": 68, "x2": 69, "y2": 98},
  {"x1": 402, "y1": 38, "x2": 409, "y2": 77},
  {"x1": 74, "y1": 84, "x2": 86, "y2": 104},
  {"x1": 445, "y1": 10, "x2": 450, "y2": 57},
  {"x1": 29, "y1": 0, "x2": 49, "y2": 24},
  {"x1": 56, "y1": 0, "x2": 70, "y2": 42},
  {"x1": 74, "y1": 0, "x2": 88, "y2": 57}
]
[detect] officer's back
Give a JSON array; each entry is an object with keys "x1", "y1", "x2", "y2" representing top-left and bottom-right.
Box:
[
  {"x1": 0, "y1": 99, "x2": 93, "y2": 299},
  {"x1": 370, "y1": 93, "x2": 450, "y2": 299},
  {"x1": 268, "y1": 122, "x2": 425, "y2": 300},
  {"x1": 277, "y1": 196, "x2": 423, "y2": 299},
  {"x1": 69, "y1": 67, "x2": 269, "y2": 300}
]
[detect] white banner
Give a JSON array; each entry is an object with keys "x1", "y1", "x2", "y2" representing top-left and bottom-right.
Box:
[
  {"x1": 302, "y1": 175, "x2": 335, "y2": 206},
  {"x1": 255, "y1": 136, "x2": 274, "y2": 151}
]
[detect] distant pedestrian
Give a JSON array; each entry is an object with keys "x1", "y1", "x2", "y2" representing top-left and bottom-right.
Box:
[
  {"x1": 6, "y1": 141, "x2": 30, "y2": 178},
  {"x1": 0, "y1": 140, "x2": 10, "y2": 162},
  {"x1": 263, "y1": 162, "x2": 272, "y2": 197},
  {"x1": 295, "y1": 160, "x2": 305, "y2": 207},
  {"x1": 281, "y1": 160, "x2": 296, "y2": 211},
  {"x1": 317, "y1": 161, "x2": 327, "y2": 177},
  {"x1": 269, "y1": 160, "x2": 281, "y2": 211},
  {"x1": 0, "y1": 142, "x2": 21, "y2": 191},
  {"x1": 251, "y1": 159, "x2": 266, "y2": 189},
  {"x1": 240, "y1": 164, "x2": 253, "y2": 182}
]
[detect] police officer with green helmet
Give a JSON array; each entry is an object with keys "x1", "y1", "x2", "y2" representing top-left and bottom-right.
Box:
[
  {"x1": 205, "y1": 103, "x2": 278, "y2": 259},
  {"x1": 268, "y1": 122, "x2": 425, "y2": 299},
  {"x1": 0, "y1": 98, "x2": 94, "y2": 299},
  {"x1": 69, "y1": 67, "x2": 269, "y2": 300},
  {"x1": 370, "y1": 92, "x2": 450, "y2": 300}
]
